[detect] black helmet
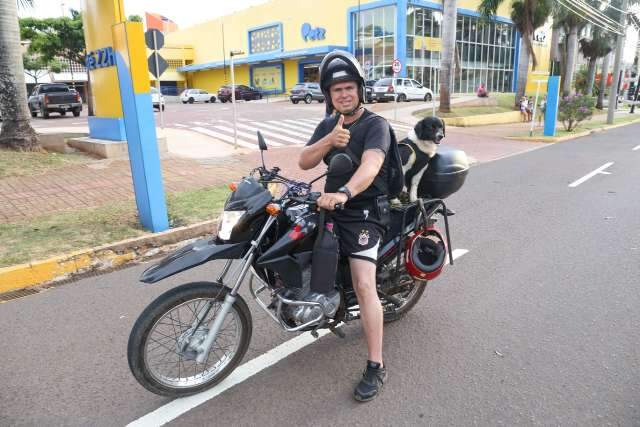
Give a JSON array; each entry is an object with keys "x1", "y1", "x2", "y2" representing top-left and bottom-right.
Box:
[{"x1": 319, "y1": 50, "x2": 365, "y2": 115}]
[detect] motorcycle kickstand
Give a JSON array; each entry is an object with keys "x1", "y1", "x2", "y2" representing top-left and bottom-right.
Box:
[{"x1": 329, "y1": 323, "x2": 345, "y2": 339}]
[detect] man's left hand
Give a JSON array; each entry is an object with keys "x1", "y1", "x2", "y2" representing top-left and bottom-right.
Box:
[{"x1": 317, "y1": 192, "x2": 348, "y2": 210}]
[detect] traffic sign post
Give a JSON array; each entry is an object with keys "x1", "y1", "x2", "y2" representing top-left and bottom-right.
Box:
[
  {"x1": 392, "y1": 59, "x2": 402, "y2": 121},
  {"x1": 146, "y1": 29, "x2": 166, "y2": 129}
]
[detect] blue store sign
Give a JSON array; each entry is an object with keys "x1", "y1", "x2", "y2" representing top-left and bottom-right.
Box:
[
  {"x1": 301, "y1": 23, "x2": 326, "y2": 42},
  {"x1": 86, "y1": 46, "x2": 116, "y2": 70}
]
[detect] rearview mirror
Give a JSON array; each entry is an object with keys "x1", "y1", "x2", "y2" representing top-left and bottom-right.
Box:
[
  {"x1": 257, "y1": 131, "x2": 268, "y2": 151},
  {"x1": 328, "y1": 153, "x2": 353, "y2": 176}
]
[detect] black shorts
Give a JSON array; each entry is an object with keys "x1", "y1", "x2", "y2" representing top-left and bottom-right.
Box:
[{"x1": 332, "y1": 205, "x2": 387, "y2": 264}]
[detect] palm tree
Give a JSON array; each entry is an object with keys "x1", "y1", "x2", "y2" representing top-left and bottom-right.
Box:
[
  {"x1": 439, "y1": 0, "x2": 457, "y2": 113},
  {"x1": 478, "y1": 0, "x2": 552, "y2": 107},
  {"x1": 553, "y1": 7, "x2": 584, "y2": 96},
  {"x1": 0, "y1": 0, "x2": 39, "y2": 151},
  {"x1": 579, "y1": 32, "x2": 613, "y2": 95}
]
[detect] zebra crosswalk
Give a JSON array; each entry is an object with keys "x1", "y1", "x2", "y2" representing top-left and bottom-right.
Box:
[{"x1": 177, "y1": 118, "x2": 414, "y2": 149}]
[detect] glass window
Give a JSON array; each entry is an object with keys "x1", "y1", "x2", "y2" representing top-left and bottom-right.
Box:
[{"x1": 249, "y1": 24, "x2": 281, "y2": 54}]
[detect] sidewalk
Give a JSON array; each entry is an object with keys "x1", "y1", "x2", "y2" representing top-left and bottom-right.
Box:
[{"x1": 0, "y1": 115, "x2": 542, "y2": 224}]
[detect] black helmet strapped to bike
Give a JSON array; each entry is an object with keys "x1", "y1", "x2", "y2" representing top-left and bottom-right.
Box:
[{"x1": 319, "y1": 50, "x2": 366, "y2": 115}]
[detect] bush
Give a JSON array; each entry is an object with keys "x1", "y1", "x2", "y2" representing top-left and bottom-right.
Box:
[
  {"x1": 574, "y1": 68, "x2": 589, "y2": 95},
  {"x1": 558, "y1": 94, "x2": 595, "y2": 131}
]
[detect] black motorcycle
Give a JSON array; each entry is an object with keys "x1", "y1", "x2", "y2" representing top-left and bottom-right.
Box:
[{"x1": 127, "y1": 131, "x2": 469, "y2": 397}]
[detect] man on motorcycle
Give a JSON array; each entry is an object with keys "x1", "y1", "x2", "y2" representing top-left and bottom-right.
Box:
[{"x1": 298, "y1": 50, "x2": 391, "y2": 402}]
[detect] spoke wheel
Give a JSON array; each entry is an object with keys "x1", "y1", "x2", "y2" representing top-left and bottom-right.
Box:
[
  {"x1": 380, "y1": 258, "x2": 427, "y2": 322},
  {"x1": 128, "y1": 282, "x2": 252, "y2": 397}
]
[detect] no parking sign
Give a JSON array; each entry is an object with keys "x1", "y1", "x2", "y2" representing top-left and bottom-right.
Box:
[{"x1": 392, "y1": 59, "x2": 402, "y2": 74}]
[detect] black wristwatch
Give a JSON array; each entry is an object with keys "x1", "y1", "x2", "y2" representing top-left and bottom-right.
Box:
[{"x1": 337, "y1": 186, "x2": 352, "y2": 201}]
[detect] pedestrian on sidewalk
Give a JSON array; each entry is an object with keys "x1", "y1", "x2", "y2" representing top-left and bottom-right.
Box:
[
  {"x1": 526, "y1": 96, "x2": 534, "y2": 122},
  {"x1": 537, "y1": 95, "x2": 547, "y2": 127},
  {"x1": 520, "y1": 97, "x2": 528, "y2": 122}
]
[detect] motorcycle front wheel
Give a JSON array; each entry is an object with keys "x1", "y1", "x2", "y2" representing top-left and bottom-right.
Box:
[{"x1": 127, "y1": 282, "x2": 252, "y2": 397}]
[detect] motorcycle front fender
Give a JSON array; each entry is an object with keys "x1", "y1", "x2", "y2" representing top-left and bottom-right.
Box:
[{"x1": 140, "y1": 238, "x2": 247, "y2": 284}]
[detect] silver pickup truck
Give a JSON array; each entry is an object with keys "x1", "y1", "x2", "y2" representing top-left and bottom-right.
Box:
[{"x1": 28, "y1": 83, "x2": 83, "y2": 118}]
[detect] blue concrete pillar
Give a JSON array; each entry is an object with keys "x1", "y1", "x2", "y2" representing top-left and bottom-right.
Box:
[
  {"x1": 544, "y1": 76, "x2": 561, "y2": 137},
  {"x1": 395, "y1": 0, "x2": 408, "y2": 78}
]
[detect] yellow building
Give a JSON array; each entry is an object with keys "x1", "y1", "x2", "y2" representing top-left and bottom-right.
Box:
[{"x1": 156, "y1": 0, "x2": 550, "y2": 95}]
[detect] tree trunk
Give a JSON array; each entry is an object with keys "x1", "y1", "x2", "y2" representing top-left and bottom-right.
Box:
[
  {"x1": 585, "y1": 57, "x2": 597, "y2": 95},
  {"x1": 438, "y1": 0, "x2": 457, "y2": 113},
  {"x1": 550, "y1": 26, "x2": 561, "y2": 64},
  {"x1": 514, "y1": 37, "x2": 530, "y2": 107},
  {"x1": 0, "y1": 0, "x2": 40, "y2": 151},
  {"x1": 562, "y1": 24, "x2": 579, "y2": 96},
  {"x1": 607, "y1": 0, "x2": 628, "y2": 124},
  {"x1": 597, "y1": 52, "x2": 610, "y2": 109}
]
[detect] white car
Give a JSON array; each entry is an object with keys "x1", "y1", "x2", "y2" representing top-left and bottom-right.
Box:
[
  {"x1": 373, "y1": 78, "x2": 434, "y2": 102},
  {"x1": 180, "y1": 88, "x2": 217, "y2": 104},
  {"x1": 150, "y1": 87, "x2": 165, "y2": 111}
]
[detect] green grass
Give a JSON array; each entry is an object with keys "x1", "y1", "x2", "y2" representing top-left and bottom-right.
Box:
[
  {"x1": 0, "y1": 149, "x2": 93, "y2": 179},
  {"x1": 414, "y1": 92, "x2": 517, "y2": 118},
  {"x1": 0, "y1": 186, "x2": 230, "y2": 268},
  {"x1": 510, "y1": 114, "x2": 640, "y2": 139}
]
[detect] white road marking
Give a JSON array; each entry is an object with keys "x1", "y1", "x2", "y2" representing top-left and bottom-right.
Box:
[
  {"x1": 71, "y1": 122, "x2": 84, "y2": 125},
  {"x1": 190, "y1": 127, "x2": 257, "y2": 150},
  {"x1": 234, "y1": 123, "x2": 304, "y2": 145},
  {"x1": 633, "y1": 144, "x2": 640, "y2": 151},
  {"x1": 568, "y1": 162, "x2": 614, "y2": 188},
  {"x1": 299, "y1": 118, "x2": 323, "y2": 125},
  {"x1": 128, "y1": 247, "x2": 470, "y2": 426},
  {"x1": 173, "y1": 124, "x2": 188, "y2": 128},
  {"x1": 126, "y1": 329, "x2": 332, "y2": 427},
  {"x1": 250, "y1": 121, "x2": 312, "y2": 138},
  {"x1": 191, "y1": 121, "x2": 210, "y2": 126},
  {"x1": 282, "y1": 119, "x2": 317, "y2": 130},
  {"x1": 212, "y1": 125, "x2": 282, "y2": 147},
  {"x1": 389, "y1": 122, "x2": 413, "y2": 130},
  {"x1": 266, "y1": 120, "x2": 314, "y2": 135},
  {"x1": 445, "y1": 248, "x2": 469, "y2": 265}
]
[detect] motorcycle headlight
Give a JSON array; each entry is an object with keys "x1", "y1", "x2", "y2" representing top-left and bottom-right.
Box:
[{"x1": 217, "y1": 210, "x2": 245, "y2": 240}]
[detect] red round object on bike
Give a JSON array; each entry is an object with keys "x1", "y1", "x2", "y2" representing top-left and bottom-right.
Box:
[{"x1": 404, "y1": 226, "x2": 446, "y2": 281}]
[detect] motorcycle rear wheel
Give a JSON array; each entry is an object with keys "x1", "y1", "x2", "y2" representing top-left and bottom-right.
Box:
[
  {"x1": 380, "y1": 261, "x2": 427, "y2": 323},
  {"x1": 127, "y1": 282, "x2": 252, "y2": 397}
]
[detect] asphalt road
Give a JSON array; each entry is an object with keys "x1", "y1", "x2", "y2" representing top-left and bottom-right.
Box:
[{"x1": 1, "y1": 123, "x2": 639, "y2": 426}]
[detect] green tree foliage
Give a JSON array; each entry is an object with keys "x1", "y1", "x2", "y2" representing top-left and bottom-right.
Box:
[
  {"x1": 477, "y1": 0, "x2": 552, "y2": 106},
  {"x1": 22, "y1": 53, "x2": 65, "y2": 84},
  {"x1": 20, "y1": 9, "x2": 86, "y2": 66},
  {"x1": 128, "y1": 15, "x2": 143, "y2": 22}
]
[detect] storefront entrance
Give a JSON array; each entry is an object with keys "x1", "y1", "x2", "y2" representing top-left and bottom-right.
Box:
[{"x1": 298, "y1": 60, "x2": 321, "y2": 83}]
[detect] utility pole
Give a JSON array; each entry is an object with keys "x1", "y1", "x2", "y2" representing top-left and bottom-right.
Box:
[{"x1": 607, "y1": 0, "x2": 628, "y2": 124}]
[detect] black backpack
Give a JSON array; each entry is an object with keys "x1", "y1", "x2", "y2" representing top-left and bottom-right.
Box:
[{"x1": 343, "y1": 121, "x2": 404, "y2": 199}]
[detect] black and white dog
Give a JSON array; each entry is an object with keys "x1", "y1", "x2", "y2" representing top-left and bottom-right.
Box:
[{"x1": 397, "y1": 116, "x2": 446, "y2": 202}]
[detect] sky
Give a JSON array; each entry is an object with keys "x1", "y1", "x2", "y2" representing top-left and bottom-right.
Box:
[{"x1": 18, "y1": 0, "x2": 269, "y2": 29}]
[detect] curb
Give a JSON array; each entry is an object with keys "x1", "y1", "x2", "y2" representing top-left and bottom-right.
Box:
[
  {"x1": 0, "y1": 220, "x2": 217, "y2": 295},
  {"x1": 504, "y1": 118, "x2": 640, "y2": 143}
]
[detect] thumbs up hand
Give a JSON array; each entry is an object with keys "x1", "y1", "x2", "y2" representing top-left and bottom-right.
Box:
[{"x1": 329, "y1": 114, "x2": 350, "y2": 148}]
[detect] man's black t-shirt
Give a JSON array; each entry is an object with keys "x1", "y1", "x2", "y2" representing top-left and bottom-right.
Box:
[{"x1": 306, "y1": 109, "x2": 391, "y2": 206}]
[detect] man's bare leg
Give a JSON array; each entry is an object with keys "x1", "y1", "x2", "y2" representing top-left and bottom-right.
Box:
[{"x1": 349, "y1": 257, "x2": 383, "y2": 364}]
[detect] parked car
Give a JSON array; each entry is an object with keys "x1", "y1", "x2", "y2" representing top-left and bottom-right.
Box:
[
  {"x1": 150, "y1": 87, "x2": 165, "y2": 111},
  {"x1": 364, "y1": 79, "x2": 377, "y2": 103},
  {"x1": 180, "y1": 88, "x2": 216, "y2": 104},
  {"x1": 28, "y1": 83, "x2": 82, "y2": 118},
  {"x1": 373, "y1": 78, "x2": 434, "y2": 102},
  {"x1": 217, "y1": 85, "x2": 262, "y2": 103},
  {"x1": 289, "y1": 82, "x2": 324, "y2": 104}
]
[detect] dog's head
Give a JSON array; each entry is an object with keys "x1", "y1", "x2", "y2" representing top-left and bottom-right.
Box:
[{"x1": 413, "y1": 116, "x2": 445, "y2": 144}]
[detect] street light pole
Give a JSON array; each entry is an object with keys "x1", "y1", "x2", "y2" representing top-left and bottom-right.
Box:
[{"x1": 230, "y1": 50, "x2": 244, "y2": 149}]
